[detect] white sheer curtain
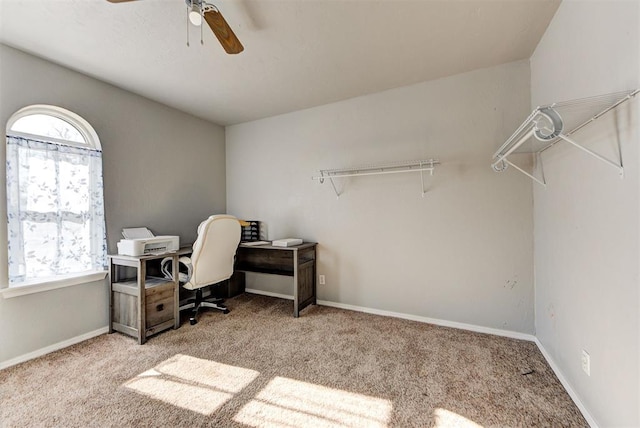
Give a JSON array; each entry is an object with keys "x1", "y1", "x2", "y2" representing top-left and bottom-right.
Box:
[{"x1": 6, "y1": 135, "x2": 107, "y2": 285}]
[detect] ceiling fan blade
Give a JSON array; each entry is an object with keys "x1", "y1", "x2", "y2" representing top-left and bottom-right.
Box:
[{"x1": 204, "y1": 8, "x2": 244, "y2": 55}]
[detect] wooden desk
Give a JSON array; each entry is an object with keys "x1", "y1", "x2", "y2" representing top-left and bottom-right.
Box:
[{"x1": 234, "y1": 242, "x2": 317, "y2": 317}]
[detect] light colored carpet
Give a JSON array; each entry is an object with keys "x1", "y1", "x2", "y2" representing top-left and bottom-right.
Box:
[{"x1": 0, "y1": 294, "x2": 586, "y2": 427}]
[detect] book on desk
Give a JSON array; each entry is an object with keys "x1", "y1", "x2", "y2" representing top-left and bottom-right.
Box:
[{"x1": 240, "y1": 238, "x2": 304, "y2": 247}]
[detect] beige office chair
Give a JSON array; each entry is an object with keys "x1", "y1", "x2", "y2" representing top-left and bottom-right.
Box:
[{"x1": 178, "y1": 215, "x2": 241, "y2": 325}]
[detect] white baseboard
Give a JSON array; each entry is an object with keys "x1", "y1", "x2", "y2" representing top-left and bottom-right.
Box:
[
  {"x1": 0, "y1": 326, "x2": 109, "y2": 371},
  {"x1": 245, "y1": 290, "x2": 534, "y2": 341},
  {"x1": 316, "y1": 299, "x2": 536, "y2": 341},
  {"x1": 245, "y1": 288, "x2": 294, "y2": 301},
  {"x1": 245, "y1": 291, "x2": 535, "y2": 341},
  {"x1": 534, "y1": 338, "x2": 599, "y2": 428}
]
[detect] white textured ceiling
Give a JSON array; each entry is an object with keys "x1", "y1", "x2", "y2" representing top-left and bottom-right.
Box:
[{"x1": 0, "y1": 0, "x2": 560, "y2": 126}]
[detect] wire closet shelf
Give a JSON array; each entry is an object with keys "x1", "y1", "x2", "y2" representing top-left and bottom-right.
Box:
[
  {"x1": 312, "y1": 159, "x2": 440, "y2": 198},
  {"x1": 492, "y1": 89, "x2": 639, "y2": 186}
]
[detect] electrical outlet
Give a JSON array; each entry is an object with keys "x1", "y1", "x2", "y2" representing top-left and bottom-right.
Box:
[
  {"x1": 581, "y1": 350, "x2": 591, "y2": 376},
  {"x1": 318, "y1": 275, "x2": 325, "y2": 285}
]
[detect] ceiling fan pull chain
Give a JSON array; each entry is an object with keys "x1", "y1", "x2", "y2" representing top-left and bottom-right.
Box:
[
  {"x1": 186, "y1": 5, "x2": 190, "y2": 47},
  {"x1": 200, "y1": 6, "x2": 204, "y2": 45}
]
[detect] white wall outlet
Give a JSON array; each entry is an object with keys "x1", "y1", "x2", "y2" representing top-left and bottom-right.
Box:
[
  {"x1": 318, "y1": 274, "x2": 325, "y2": 285},
  {"x1": 581, "y1": 350, "x2": 591, "y2": 376}
]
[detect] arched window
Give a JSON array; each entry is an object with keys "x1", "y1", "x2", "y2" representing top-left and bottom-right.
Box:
[{"x1": 5, "y1": 105, "x2": 107, "y2": 288}]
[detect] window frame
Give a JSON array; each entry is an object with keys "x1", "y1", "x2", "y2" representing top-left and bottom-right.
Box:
[
  {"x1": 2, "y1": 105, "x2": 107, "y2": 298},
  {"x1": 7, "y1": 104, "x2": 102, "y2": 150}
]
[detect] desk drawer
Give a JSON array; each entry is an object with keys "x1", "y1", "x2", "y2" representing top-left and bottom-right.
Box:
[
  {"x1": 298, "y1": 246, "x2": 316, "y2": 264},
  {"x1": 146, "y1": 284, "x2": 175, "y2": 328}
]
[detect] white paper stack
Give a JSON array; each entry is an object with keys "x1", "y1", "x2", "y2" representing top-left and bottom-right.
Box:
[
  {"x1": 240, "y1": 241, "x2": 271, "y2": 247},
  {"x1": 272, "y1": 238, "x2": 303, "y2": 247}
]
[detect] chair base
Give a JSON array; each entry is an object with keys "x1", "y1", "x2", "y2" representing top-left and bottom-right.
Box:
[{"x1": 179, "y1": 288, "x2": 229, "y2": 325}]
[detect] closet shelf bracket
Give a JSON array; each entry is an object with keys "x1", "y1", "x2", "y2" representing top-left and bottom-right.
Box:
[
  {"x1": 312, "y1": 159, "x2": 440, "y2": 198},
  {"x1": 492, "y1": 89, "x2": 638, "y2": 186}
]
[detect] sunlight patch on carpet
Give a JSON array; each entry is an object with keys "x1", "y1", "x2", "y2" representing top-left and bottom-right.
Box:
[
  {"x1": 434, "y1": 408, "x2": 484, "y2": 428},
  {"x1": 233, "y1": 376, "x2": 392, "y2": 427},
  {"x1": 123, "y1": 354, "x2": 259, "y2": 415},
  {"x1": 155, "y1": 354, "x2": 259, "y2": 393}
]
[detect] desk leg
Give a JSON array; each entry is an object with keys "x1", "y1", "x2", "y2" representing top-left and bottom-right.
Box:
[
  {"x1": 108, "y1": 262, "x2": 115, "y2": 334},
  {"x1": 293, "y1": 250, "x2": 299, "y2": 318},
  {"x1": 138, "y1": 260, "x2": 146, "y2": 345},
  {"x1": 295, "y1": 248, "x2": 316, "y2": 317},
  {"x1": 172, "y1": 255, "x2": 180, "y2": 329},
  {"x1": 229, "y1": 271, "x2": 246, "y2": 297}
]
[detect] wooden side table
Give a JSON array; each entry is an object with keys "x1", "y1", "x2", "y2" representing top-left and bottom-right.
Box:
[{"x1": 108, "y1": 252, "x2": 179, "y2": 344}]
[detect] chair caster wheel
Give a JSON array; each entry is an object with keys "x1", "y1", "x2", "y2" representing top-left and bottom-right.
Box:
[
  {"x1": 190, "y1": 318, "x2": 197, "y2": 325},
  {"x1": 223, "y1": 309, "x2": 230, "y2": 314}
]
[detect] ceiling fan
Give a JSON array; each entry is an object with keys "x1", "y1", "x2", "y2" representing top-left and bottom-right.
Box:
[{"x1": 107, "y1": 0, "x2": 244, "y2": 54}]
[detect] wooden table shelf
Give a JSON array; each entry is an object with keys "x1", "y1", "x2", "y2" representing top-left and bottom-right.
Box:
[{"x1": 108, "y1": 253, "x2": 180, "y2": 344}]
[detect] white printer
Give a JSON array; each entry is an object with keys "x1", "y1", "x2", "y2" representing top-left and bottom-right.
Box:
[{"x1": 116, "y1": 227, "x2": 179, "y2": 256}]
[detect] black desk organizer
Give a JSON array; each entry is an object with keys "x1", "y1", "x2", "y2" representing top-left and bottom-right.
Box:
[{"x1": 241, "y1": 220, "x2": 260, "y2": 242}]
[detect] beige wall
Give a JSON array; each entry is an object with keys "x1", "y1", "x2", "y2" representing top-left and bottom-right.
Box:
[
  {"x1": 530, "y1": 1, "x2": 640, "y2": 426},
  {"x1": 226, "y1": 60, "x2": 535, "y2": 334},
  {"x1": 0, "y1": 44, "x2": 226, "y2": 364}
]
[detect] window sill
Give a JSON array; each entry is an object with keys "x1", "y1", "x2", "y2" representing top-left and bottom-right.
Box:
[{"x1": 0, "y1": 270, "x2": 108, "y2": 299}]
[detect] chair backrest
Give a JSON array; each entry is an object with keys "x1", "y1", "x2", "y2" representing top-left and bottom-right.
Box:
[{"x1": 186, "y1": 215, "x2": 241, "y2": 289}]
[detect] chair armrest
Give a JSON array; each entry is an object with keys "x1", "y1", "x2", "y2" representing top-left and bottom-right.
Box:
[{"x1": 178, "y1": 256, "x2": 193, "y2": 284}]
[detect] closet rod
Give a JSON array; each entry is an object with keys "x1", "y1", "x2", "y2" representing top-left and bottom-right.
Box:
[
  {"x1": 492, "y1": 89, "x2": 638, "y2": 186},
  {"x1": 312, "y1": 159, "x2": 440, "y2": 198}
]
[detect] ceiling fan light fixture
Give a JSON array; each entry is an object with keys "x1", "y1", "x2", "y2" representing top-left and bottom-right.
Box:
[{"x1": 188, "y1": 4, "x2": 202, "y2": 26}]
